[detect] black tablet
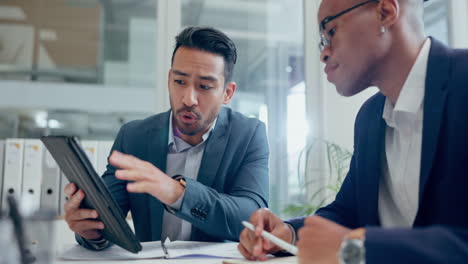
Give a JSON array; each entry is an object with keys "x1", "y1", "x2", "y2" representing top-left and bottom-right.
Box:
[{"x1": 41, "y1": 136, "x2": 142, "y2": 254}]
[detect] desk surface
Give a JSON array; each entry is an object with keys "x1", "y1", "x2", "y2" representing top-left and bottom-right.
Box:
[
  {"x1": 55, "y1": 257, "x2": 298, "y2": 264},
  {"x1": 51, "y1": 221, "x2": 297, "y2": 264},
  {"x1": 55, "y1": 258, "x2": 225, "y2": 264}
]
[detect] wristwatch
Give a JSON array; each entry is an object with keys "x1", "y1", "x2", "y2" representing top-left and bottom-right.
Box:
[
  {"x1": 172, "y1": 174, "x2": 187, "y2": 188},
  {"x1": 163, "y1": 174, "x2": 187, "y2": 214},
  {"x1": 339, "y1": 228, "x2": 366, "y2": 264}
]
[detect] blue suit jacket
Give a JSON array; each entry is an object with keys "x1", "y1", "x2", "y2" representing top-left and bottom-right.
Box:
[
  {"x1": 79, "y1": 107, "x2": 269, "y2": 246},
  {"x1": 288, "y1": 38, "x2": 468, "y2": 263}
]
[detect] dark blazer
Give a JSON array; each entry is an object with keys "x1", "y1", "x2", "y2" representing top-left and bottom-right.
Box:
[
  {"x1": 288, "y1": 38, "x2": 468, "y2": 263},
  {"x1": 79, "y1": 107, "x2": 269, "y2": 246}
]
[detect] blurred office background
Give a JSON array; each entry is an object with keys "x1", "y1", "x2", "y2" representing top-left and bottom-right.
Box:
[{"x1": 0, "y1": 0, "x2": 466, "y2": 215}]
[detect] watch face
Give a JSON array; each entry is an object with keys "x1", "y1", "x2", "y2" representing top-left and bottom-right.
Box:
[{"x1": 340, "y1": 239, "x2": 364, "y2": 264}]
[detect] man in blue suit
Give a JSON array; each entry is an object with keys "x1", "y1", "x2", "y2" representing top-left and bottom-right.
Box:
[
  {"x1": 63, "y1": 27, "x2": 269, "y2": 249},
  {"x1": 239, "y1": 0, "x2": 467, "y2": 263}
]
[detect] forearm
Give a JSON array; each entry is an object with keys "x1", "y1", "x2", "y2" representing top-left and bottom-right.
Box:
[
  {"x1": 315, "y1": 200, "x2": 359, "y2": 229},
  {"x1": 174, "y1": 178, "x2": 266, "y2": 241},
  {"x1": 365, "y1": 226, "x2": 468, "y2": 264}
]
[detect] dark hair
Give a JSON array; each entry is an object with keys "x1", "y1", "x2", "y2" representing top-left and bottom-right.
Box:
[{"x1": 171, "y1": 26, "x2": 237, "y2": 83}]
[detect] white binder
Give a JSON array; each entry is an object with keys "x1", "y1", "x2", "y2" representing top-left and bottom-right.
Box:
[
  {"x1": 97, "y1": 140, "x2": 113, "y2": 177},
  {"x1": 0, "y1": 140, "x2": 5, "y2": 211},
  {"x1": 2, "y1": 138, "x2": 24, "y2": 208},
  {"x1": 40, "y1": 147, "x2": 61, "y2": 215},
  {"x1": 22, "y1": 139, "x2": 44, "y2": 212},
  {"x1": 58, "y1": 171, "x2": 69, "y2": 216}
]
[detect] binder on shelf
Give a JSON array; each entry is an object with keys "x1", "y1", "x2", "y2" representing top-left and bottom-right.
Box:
[
  {"x1": 2, "y1": 139, "x2": 24, "y2": 209},
  {"x1": 97, "y1": 141, "x2": 113, "y2": 177},
  {"x1": 0, "y1": 140, "x2": 5, "y2": 211},
  {"x1": 40, "y1": 147, "x2": 61, "y2": 215},
  {"x1": 59, "y1": 171, "x2": 69, "y2": 216},
  {"x1": 22, "y1": 139, "x2": 44, "y2": 212}
]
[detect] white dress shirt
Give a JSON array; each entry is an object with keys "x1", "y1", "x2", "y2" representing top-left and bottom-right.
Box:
[
  {"x1": 379, "y1": 39, "x2": 432, "y2": 228},
  {"x1": 161, "y1": 111, "x2": 216, "y2": 241}
]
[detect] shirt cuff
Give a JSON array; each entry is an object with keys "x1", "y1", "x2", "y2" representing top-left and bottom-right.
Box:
[{"x1": 165, "y1": 190, "x2": 186, "y2": 212}]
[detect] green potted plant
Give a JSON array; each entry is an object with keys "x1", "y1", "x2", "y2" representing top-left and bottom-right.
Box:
[{"x1": 283, "y1": 139, "x2": 352, "y2": 217}]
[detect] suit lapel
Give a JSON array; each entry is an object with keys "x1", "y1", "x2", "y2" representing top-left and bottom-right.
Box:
[
  {"x1": 197, "y1": 108, "x2": 230, "y2": 187},
  {"x1": 190, "y1": 108, "x2": 230, "y2": 241},
  {"x1": 147, "y1": 111, "x2": 170, "y2": 241},
  {"x1": 361, "y1": 95, "x2": 386, "y2": 225},
  {"x1": 419, "y1": 38, "x2": 450, "y2": 202}
]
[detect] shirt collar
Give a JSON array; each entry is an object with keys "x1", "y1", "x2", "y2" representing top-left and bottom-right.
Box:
[
  {"x1": 383, "y1": 38, "x2": 432, "y2": 123},
  {"x1": 168, "y1": 111, "x2": 217, "y2": 149}
]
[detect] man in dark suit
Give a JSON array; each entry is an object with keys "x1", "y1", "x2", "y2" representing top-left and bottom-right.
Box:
[
  {"x1": 63, "y1": 27, "x2": 269, "y2": 249},
  {"x1": 239, "y1": 0, "x2": 467, "y2": 263}
]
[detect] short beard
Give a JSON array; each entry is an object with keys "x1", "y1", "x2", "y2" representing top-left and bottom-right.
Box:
[
  {"x1": 174, "y1": 107, "x2": 219, "y2": 137},
  {"x1": 176, "y1": 119, "x2": 205, "y2": 136}
]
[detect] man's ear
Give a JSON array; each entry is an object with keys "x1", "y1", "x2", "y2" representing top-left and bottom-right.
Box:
[
  {"x1": 223, "y1": 82, "x2": 237, "y2": 104},
  {"x1": 377, "y1": 0, "x2": 399, "y2": 29}
]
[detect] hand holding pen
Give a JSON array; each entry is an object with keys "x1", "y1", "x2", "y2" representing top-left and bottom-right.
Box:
[{"x1": 238, "y1": 208, "x2": 296, "y2": 261}]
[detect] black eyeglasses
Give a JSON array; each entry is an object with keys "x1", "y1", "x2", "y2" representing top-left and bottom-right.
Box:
[{"x1": 319, "y1": 0, "x2": 379, "y2": 52}]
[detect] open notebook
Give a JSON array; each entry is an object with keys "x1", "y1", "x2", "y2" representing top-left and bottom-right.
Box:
[
  {"x1": 59, "y1": 240, "x2": 243, "y2": 260},
  {"x1": 223, "y1": 257, "x2": 297, "y2": 264}
]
